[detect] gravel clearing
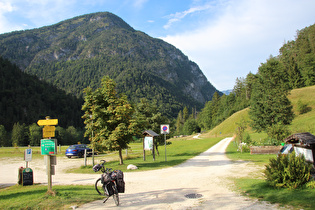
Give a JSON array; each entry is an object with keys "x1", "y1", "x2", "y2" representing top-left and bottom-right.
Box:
[{"x1": 1, "y1": 137, "x2": 284, "y2": 209}]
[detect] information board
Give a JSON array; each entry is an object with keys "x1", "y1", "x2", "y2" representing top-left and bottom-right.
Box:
[
  {"x1": 41, "y1": 139, "x2": 57, "y2": 155},
  {"x1": 144, "y1": 136, "x2": 153, "y2": 150},
  {"x1": 22, "y1": 168, "x2": 33, "y2": 186}
]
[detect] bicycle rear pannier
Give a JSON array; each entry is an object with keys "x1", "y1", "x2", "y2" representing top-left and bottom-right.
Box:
[
  {"x1": 115, "y1": 170, "x2": 125, "y2": 193},
  {"x1": 105, "y1": 182, "x2": 115, "y2": 196}
]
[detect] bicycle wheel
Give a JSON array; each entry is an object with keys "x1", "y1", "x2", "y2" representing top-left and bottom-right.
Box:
[
  {"x1": 95, "y1": 178, "x2": 106, "y2": 196},
  {"x1": 112, "y1": 186, "x2": 119, "y2": 206}
]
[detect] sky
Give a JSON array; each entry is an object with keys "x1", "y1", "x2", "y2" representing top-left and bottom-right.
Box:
[{"x1": 1, "y1": 0, "x2": 315, "y2": 91}]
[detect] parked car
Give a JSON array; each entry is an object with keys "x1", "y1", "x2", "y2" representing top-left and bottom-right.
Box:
[
  {"x1": 65, "y1": 144, "x2": 92, "y2": 158},
  {"x1": 279, "y1": 144, "x2": 293, "y2": 154}
]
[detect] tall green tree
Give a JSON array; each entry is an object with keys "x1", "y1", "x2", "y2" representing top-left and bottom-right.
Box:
[
  {"x1": 210, "y1": 91, "x2": 221, "y2": 125},
  {"x1": 197, "y1": 100, "x2": 213, "y2": 130},
  {"x1": 11, "y1": 122, "x2": 28, "y2": 146},
  {"x1": 175, "y1": 110, "x2": 184, "y2": 134},
  {"x1": 183, "y1": 118, "x2": 200, "y2": 135},
  {"x1": 132, "y1": 98, "x2": 167, "y2": 154},
  {"x1": 82, "y1": 77, "x2": 134, "y2": 164},
  {"x1": 279, "y1": 41, "x2": 304, "y2": 89},
  {"x1": 29, "y1": 123, "x2": 42, "y2": 146},
  {"x1": 183, "y1": 106, "x2": 189, "y2": 122},
  {"x1": 249, "y1": 57, "x2": 294, "y2": 134},
  {"x1": 0, "y1": 125, "x2": 8, "y2": 146}
]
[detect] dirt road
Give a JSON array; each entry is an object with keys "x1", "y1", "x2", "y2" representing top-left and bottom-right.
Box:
[
  {"x1": 1, "y1": 137, "x2": 282, "y2": 209},
  {"x1": 80, "y1": 137, "x2": 281, "y2": 209}
]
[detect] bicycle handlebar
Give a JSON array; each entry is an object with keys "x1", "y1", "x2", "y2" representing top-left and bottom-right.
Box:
[{"x1": 100, "y1": 160, "x2": 106, "y2": 166}]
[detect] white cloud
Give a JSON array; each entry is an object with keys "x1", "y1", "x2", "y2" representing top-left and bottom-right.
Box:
[
  {"x1": 0, "y1": 1, "x2": 15, "y2": 12},
  {"x1": 163, "y1": 4, "x2": 213, "y2": 29},
  {"x1": 0, "y1": 1, "x2": 18, "y2": 33},
  {"x1": 162, "y1": 0, "x2": 315, "y2": 90}
]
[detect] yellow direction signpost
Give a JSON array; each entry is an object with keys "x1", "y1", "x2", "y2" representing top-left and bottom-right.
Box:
[
  {"x1": 37, "y1": 117, "x2": 58, "y2": 192},
  {"x1": 42, "y1": 126, "x2": 56, "y2": 138},
  {"x1": 37, "y1": 117, "x2": 58, "y2": 138},
  {"x1": 37, "y1": 119, "x2": 58, "y2": 126}
]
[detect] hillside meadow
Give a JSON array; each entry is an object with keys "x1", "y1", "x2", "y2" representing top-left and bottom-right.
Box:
[
  {"x1": 224, "y1": 85, "x2": 315, "y2": 209},
  {"x1": 207, "y1": 85, "x2": 315, "y2": 139}
]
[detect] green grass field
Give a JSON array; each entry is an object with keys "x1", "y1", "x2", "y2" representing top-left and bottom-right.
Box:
[{"x1": 72, "y1": 136, "x2": 223, "y2": 173}]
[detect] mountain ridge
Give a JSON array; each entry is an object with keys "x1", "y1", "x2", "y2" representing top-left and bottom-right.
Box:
[{"x1": 0, "y1": 12, "x2": 220, "y2": 117}]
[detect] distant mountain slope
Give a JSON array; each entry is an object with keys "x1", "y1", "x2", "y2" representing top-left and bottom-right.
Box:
[
  {"x1": 0, "y1": 12, "x2": 220, "y2": 117},
  {"x1": 205, "y1": 85, "x2": 315, "y2": 137},
  {"x1": 0, "y1": 56, "x2": 83, "y2": 130}
]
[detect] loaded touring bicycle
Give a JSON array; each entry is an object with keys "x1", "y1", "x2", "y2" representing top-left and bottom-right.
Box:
[{"x1": 93, "y1": 160, "x2": 125, "y2": 206}]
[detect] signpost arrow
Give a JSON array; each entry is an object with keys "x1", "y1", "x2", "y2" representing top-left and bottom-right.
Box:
[{"x1": 37, "y1": 119, "x2": 58, "y2": 126}]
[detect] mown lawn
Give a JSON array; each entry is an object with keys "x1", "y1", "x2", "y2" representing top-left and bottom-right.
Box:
[{"x1": 71, "y1": 136, "x2": 223, "y2": 172}]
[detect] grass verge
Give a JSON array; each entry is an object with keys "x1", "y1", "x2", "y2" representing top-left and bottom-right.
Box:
[
  {"x1": 0, "y1": 184, "x2": 100, "y2": 209},
  {"x1": 227, "y1": 138, "x2": 315, "y2": 210},
  {"x1": 235, "y1": 178, "x2": 315, "y2": 210},
  {"x1": 70, "y1": 136, "x2": 223, "y2": 173}
]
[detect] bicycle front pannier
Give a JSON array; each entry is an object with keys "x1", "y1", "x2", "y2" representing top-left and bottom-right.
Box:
[
  {"x1": 115, "y1": 170, "x2": 125, "y2": 193},
  {"x1": 93, "y1": 164, "x2": 101, "y2": 172}
]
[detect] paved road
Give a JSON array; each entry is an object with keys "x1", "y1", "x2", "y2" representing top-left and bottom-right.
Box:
[{"x1": 79, "y1": 137, "x2": 281, "y2": 210}]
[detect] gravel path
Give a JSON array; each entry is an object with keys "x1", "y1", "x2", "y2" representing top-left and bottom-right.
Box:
[
  {"x1": 1, "y1": 137, "x2": 282, "y2": 209},
  {"x1": 80, "y1": 137, "x2": 281, "y2": 209}
]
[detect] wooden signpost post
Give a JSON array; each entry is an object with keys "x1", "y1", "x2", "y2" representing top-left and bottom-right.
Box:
[{"x1": 37, "y1": 117, "x2": 58, "y2": 192}]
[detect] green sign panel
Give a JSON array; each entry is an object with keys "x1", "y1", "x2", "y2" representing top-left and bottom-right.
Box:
[{"x1": 41, "y1": 139, "x2": 57, "y2": 155}]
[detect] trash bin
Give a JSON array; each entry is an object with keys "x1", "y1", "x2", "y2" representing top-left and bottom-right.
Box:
[{"x1": 18, "y1": 167, "x2": 24, "y2": 185}]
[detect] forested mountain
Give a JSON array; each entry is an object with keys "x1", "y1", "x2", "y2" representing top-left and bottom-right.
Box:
[
  {"x1": 0, "y1": 56, "x2": 83, "y2": 130},
  {"x1": 0, "y1": 12, "x2": 219, "y2": 118},
  {"x1": 279, "y1": 24, "x2": 315, "y2": 88}
]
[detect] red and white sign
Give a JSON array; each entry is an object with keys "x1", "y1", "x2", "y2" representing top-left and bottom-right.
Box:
[{"x1": 160, "y1": 124, "x2": 170, "y2": 134}]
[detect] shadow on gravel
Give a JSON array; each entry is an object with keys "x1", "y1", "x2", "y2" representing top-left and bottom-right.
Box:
[{"x1": 83, "y1": 188, "x2": 199, "y2": 209}]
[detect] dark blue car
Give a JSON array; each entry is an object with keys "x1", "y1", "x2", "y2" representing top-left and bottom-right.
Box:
[{"x1": 65, "y1": 144, "x2": 92, "y2": 158}]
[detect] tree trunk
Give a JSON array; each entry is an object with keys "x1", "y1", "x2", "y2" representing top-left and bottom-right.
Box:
[
  {"x1": 155, "y1": 144, "x2": 159, "y2": 155},
  {"x1": 119, "y1": 148, "x2": 123, "y2": 165}
]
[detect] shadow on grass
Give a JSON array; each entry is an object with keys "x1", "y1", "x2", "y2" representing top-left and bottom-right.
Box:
[
  {"x1": 0, "y1": 188, "x2": 47, "y2": 200},
  {"x1": 135, "y1": 159, "x2": 187, "y2": 169}
]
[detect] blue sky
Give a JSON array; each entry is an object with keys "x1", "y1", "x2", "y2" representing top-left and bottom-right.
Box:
[{"x1": 1, "y1": 0, "x2": 315, "y2": 91}]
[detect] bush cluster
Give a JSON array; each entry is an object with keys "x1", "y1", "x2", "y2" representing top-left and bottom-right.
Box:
[{"x1": 264, "y1": 152, "x2": 313, "y2": 189}]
